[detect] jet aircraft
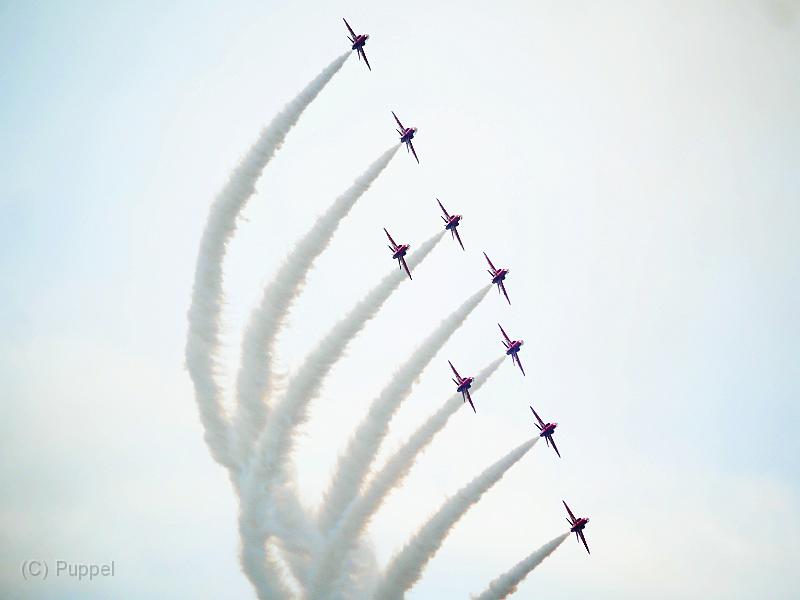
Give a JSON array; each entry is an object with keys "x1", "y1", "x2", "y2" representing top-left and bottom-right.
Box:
[
  {"x1": 392, "y1": 111, "x2": 419, "y2": 163},
  {"x1": 449, "y1": 360, "x2": 475, "y2": 413},
  {"x1": 343, "y1": 18, "x2": 371, "y2": 70},
  {"x1": 384, "y1": 228, "x2": 412, "y2": 279}
]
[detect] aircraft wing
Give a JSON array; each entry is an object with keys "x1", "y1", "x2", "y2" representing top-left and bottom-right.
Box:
[
  {"x1": 453, "y1": 228, "x2": 465, "y2": 250},
  {"x1": 516, "y1": 353, "x2": 526, "y2": 376},
  {"x1": 578, "y1": 530, "x2": 590, "y2": 554},
  {"x1": 563, "y1": 500, "x2": 577, "y2": 523},
  {"x1": 400, "y1": 256, "x2": 412, "y2": 279},
  {"x1": 484, "y1": 252, "x2": 497, "y2": 271},
  {"x1": 392, "y1": 111, "x2": 405, "y2": 130},
  {"x1": 343, "y1": 18, "x2": 357, "y2": 38},
  {"x1": 408, "y1": 140, "x2": 419, "y2": 163},
  {"x1": 498, "y1": 323, "x2": 512, "y2": 344},
  {"x1": 384, "y1": 228, "x2": 397, "y2": 249},
  {"x1": 529, "y1": 406, "x2": 545, "y2": 428},
  {"x1": 550, "y1": 435, "x2": 561, "y2": 458},
  {"x1": 465, "y1": 390, "x2": 476, "y2": 413},
  {"x1": 437, "y1": 198, "x2": 450, "y2": 218},
  {"x1": 360, "y1": 48, "x2": 371, "y2": 70},
  {"x1": 499, "y1": 281, "x2": 510, "y2": 304},
  {"x1": 448, "y1": 361, "x2": 462, "y2": 381}
]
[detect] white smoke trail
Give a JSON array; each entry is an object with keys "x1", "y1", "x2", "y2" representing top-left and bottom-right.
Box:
[
  {"x1": 371, "y1": 437, "x2": 539, "y2": 600},
  {"x1": 308, "y1": 358, "x2": 505, "y2": 599},
  {"x1": 238, "y1": 497, "x2": 294, "y2": 600},
  {"x1": 471, "y1": 533, "x2": 570, "y2": 600},
  {"x1": 239, "y1": 232, "x2": 443, "y2": 593},
  {"x1": 186, "y1": 52, "x2": 349, "y2": 470},
  {"x1": 233, "y1": 144, "x2": 400, "y2": 465},
  {"x1": 334, "y1": 538, "x2": 382, "y2": 600},
  {"x1": 317, "y1": 285, "x2": 492, "y2": 533},
  {"x1": 242, "y1": 231, "x2": 445, "y2": 490},
  {"x1": 259, "y1": 229, "x2": 445, "y2": 472}
]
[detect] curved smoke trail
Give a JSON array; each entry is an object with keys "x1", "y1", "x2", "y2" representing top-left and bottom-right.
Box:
[
  {"x1": 371, "y1": 437, "x2": 539, "y2": 600},
  {"x1": 260, "y1": 229, "x2": 444, "y2": 476},
  {"x1": 239, "y1": 513, "x2": 293, "y2": 600},
  {"x1": 242, "y1": 231, "x2": 445, "y2": 490},
  {"x1": 186, "y1": 52, "x2": 349, "y2": 470},
  {"x1": 318, "y1": 285, "x2": 492, "y2": 533},
  {"x1": 472, "y1": 533, "x2": 570, "y2": 600},
  {"x1": 308, "y1": 358, "x2": 505, "y2": 599},
  {"x1": 239, "y1": 232, "x2": 443, "y2": 593},
  {"x1": 233, "y1": 144, "x2": 399, "y2": 465}
]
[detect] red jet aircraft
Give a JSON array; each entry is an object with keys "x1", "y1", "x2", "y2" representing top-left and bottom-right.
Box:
[
  {"x1": 484, "y1": 252, "x2": 510, "y2": 304},
  {"x1": 343, "y1": 18, "x2": 371, "y2": 70},
  {"x1": 564, "y1": 500, "x2": 591, "y2": 554},
  {"x1": 392, "y1": 111, "x2": 419, "y2": 163},
  {"x1": 437, "y1": 199, "x2": 464, "y2": 250},
  {"x1": 384, "y1": 228, "x2": 412, "y2": 279},
  {"x1": 448, "y1": 361, "x2": 475, "y2": 413},
  {"x1": 530, "y1": 406, "x2": 560, "y2": 457},
  {"x1": 498, "y1": 323, "x2": 525, "y2": 376}
]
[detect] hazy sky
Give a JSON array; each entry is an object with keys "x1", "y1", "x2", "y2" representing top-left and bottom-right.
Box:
[{"x1": 2, "y1": 1, "x2": 799, "y2": 598}]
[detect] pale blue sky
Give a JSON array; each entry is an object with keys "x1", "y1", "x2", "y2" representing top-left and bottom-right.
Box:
[{"x1": 2, "y1": 1, "x2": 799, "y2": 598}]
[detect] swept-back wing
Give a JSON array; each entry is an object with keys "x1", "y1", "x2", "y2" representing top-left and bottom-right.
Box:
[
  {"x1": 343, "y1": 18, "x2": 357, "y2": 38},
  {"x1": 359, "y1": 48, "x2": 371, "y2": 70},
  {"x1": 453, "y1": 228, "x2": 465, "y2": 250},
  {"x1": 437, "y1": 198, "x2": 450, "y2": 219},
  {"x1": 578, "y1": 530, "x2": 590, "y2": 554},
  {"x1": 499, "y1": 281, "x2": 510, "y2": 304},
  {"x1": 384, "y1": 228, "x2": 398, "y2": 249},
  {"x1": 498, "y1": 323, "x2": 512, "y2": 344},
  {"x1": 408, "y1": 141, "x2": 419, "y2": 163},
  {"x1": 549, "y1": 435, "x2": 561, "y2": 458},
  {"x1": 392, "y1": 111, "x2": 405, "y2": 130},
  {"x1": 563, "y1": 500, "x2": 577, "y2": 523},
  {"x1": 399, "y1": 256, "x2": 412, "y2": 280},
  {"x1": 484, "y1": 252, "x2": 497, "y2": 272},
  {"x1": 465, "y1": 390, "x2": 476, "y2": 413},
  {"x1": 515, "y1": 353, "x2": 526, "y2": 376},
  {"x1": 448, "y1": 360, "x2": 463, "y2": 382},
  {"x1": 529, "y1": 406, "x2": 545, "y2": 428}
]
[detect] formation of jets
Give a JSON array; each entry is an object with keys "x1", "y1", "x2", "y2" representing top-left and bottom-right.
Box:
[{"x1": 345, "y1": 17, "x2": 590, "y2": 556}]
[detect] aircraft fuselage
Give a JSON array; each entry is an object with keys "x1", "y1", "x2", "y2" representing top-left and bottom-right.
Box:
[
  {"x1": 392, "y1": 245, "x2": 409, "y2": 260},
  {"x1": 400, "y1": 128, "x2": 416, "y2": 143},
  {"x1": 456, "y1": 377, "x2": 474, "y2": 394},
  {"x1": 492, "y1": 268, "x2": 508, "y2": 284},
  {"x1": 445, "y1": 215, "x2": 461, "y2": 230},
  {"x1": 540, "y1": 423, "x2": 557, "y2": 437},
  {"x1": 570, "y1": 518, "x2": 589, "y2": 533},
  {"x1": 506, "y1": 340, "x2": 523, "y2": 356}
]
